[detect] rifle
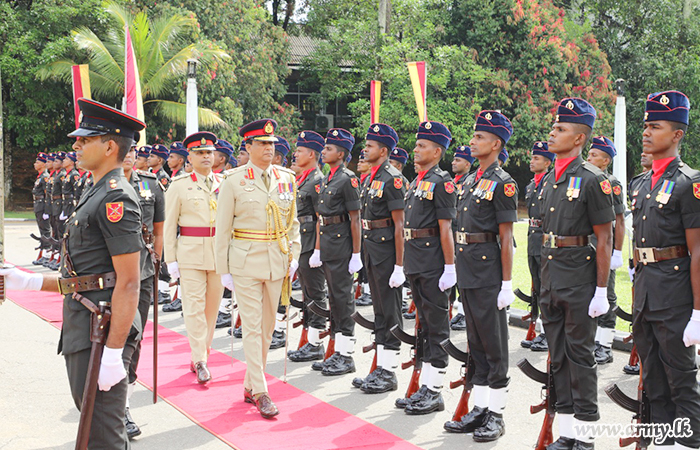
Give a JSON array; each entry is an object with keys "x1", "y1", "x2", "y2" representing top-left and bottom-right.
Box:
[
  {"x1": 307, "y1": 302, "x2": 334, "y2": 360},
  {"x1": 605, "y1": 369, "x2": 650, "y2": 449},
  {"x1": 74, "y1": 297, "x2": 111, "y2": 450},
  {"x1": 517, "y1": 356, "x2": 556, "y2": 450},
  {"x1": 390, "y1": 315, "x2": 423, "y2": 401},
  {"x1": 440, "y1": 339, "x2": 474, "y2": 421},
  {"x1": 352, "y1": 311, "x2": 378, "y2": 374},
  {"x1": 290, "y1": 297, "x2": 309, "y2": 349},
  {"x1": 515, "y1": 287, "x2": 538, "y2": 344}
]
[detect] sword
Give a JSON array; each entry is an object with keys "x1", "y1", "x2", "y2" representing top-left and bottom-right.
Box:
[{"x1": 152, "y1": 257, "x2": 160, "y2": 403}]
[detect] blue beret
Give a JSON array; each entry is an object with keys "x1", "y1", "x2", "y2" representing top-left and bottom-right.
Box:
[
  {"x1": 390, "y1": 147, "x2": 408, "y2": 165},
  {"x1": 46, "y1": 153, "x2": 55, "y2": 161},
  {"x1": 151, "y1": 144, "x2": 170, "y2": 159},
  {"x1": 365, "y1": 123, "x2": 398, "y2": 151},
  {"x1": 453, "y1": 145, "x2": 475, "y2": 164},
  {"x1": 215, "y1": 140, "x2": 234, "y2": 159},
  {"x1": 274, "y1": 137, "x2": 291, "y2": 157},
  {"x1": 169, "y1": 141, "x2": 188, "y2": 159},
  {"x1": 66, "y1": 152, "x2": 77, "y2": 162},
  {"x1": 183, "y1": 132, "x2": 217, "y2": 152},
  {"x1": 591, "y1": 136, "x2": 616, "y2": 159},
  {"x1": 358, "y1": 150, "x2": 365, "y2": 161},
  {"x1": 297, "y1": 130, "x2": 325, "y2": 153},
  {"x1": 55, "y1": 151, "x2": 66, "y2": 161},
  {"x1": 326, "y1": 128, "x2": 355, "y2": 152},
  {"x1": 416, "y1": 121, "x2": 452, "y2": 150},
  {"x1": 555, "y1": 97, "x2": 596, "y2": 129},
  {"x1": 531, "y1": 141, "x2": 554, "y2": 161},
  {"x1": 239, "y1": 142, "x2": 247, "y2": 154},
  {"x1": 36, "y1": 152, "x2": 48, "y2": 163},
  {"x1": 498, "y1": 148, "x2": 509, "y2": 164},
  {"x1": 67, "y1": 98, "x2": 145, "y2": 140},
  {"x1": 137, "y1": 145, "x2": 151, "y2": 159},
  {"x1": 229, "y1": 155, "x2": 238, "y2": 167},
  {"x1": 239, "y1": 118, "x2": 278, "y2": 142},
  {"x1": 645, "y1": 91, "x2": 690, "y2": 125},
  {"x1": 474, "y1": 111, "x2": 513, "y2": 145}
]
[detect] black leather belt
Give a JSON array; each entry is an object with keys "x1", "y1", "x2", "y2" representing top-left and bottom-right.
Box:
[
  {"x1": 404, "y1": 227, "x2": 439, "y2": 240},
  {"x1": 319, "y1": 214, "x2": 348, "y2": 227},
  {"x1": 362, "y1": 218, "x2": 393, "y2": 230},
  {"x1": 298, "y1": 215, "x2": 317, "y2": 224},
  {"x1": 455, "y1": 231, "x2": 497, "y2": 244},
  {"x1": 58, "y1": 271, "x2": 117, "y2": 295},
  {"x1": 542, "y1": 234, "x2": 589, "y2": 248}
]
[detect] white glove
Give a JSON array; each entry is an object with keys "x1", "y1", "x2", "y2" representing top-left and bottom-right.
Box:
[
  {"x1": 167, "y1": 261, "x2": 180, "y2": 281},
  {"x1": 42, "y1": 213, "x2": 49, "y2": 220},
  {"x1": 610, "y1": 249, "x2": 624, "y2": 270},
  {"x1": 628, "y1": 266, "x2": 635, "y2": 283},
  {"x1": 220, "y1": 274, "x2": 234, "y2": 292},
  {"x1": 389, "y1": 265, "x2": 406, "y2": 288},
  {"x1": 497, "y1": 280, "x2": 515, "y2": 310},
  {"x1": 348, "y1": 252, "x2": 363, "y2": 274},
  {"x1": 309, "y1": 249, "x2": 322, "y2": 268},
  {"x1": 438, "y1": 264, "x2": 457, "y2": 292},
  {"x1": 512, "y1": 245, "x2": 517, "y2": 257},
  {"x1": 588, "y1": 286, "x2": 610, "y2": 318},
  {"x1": 59, "y1": 211, "x2": 67, "y2": 221},
  {"x1": 98, "y1": 347, "x2": 126, "y2": 391},
  {"x1": 682, "y1": 310, "x2": 700, "y2": 347},
  {"x1": 0, "y1": 266, "x2": 43, "y2": 291},
  {"x1": 289, "y1": 259, "x2": 299, "y2": 278}
]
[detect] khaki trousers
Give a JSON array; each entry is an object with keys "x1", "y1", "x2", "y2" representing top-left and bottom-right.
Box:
[
  {"x1": 180, "y1": 268, "x2": 224, "y2": 363},
  {"x1": 231, "y1": 274, "x2": 283, "y2": 395}
]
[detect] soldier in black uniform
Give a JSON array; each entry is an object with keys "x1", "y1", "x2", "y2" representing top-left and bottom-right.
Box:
[
  {"x1": 539, "y1": 98, "x2": 614, "y2": 450},
  {"x1": 631, "y1": 91, "x2": 700, "y2": 449},
  {"x1": 32, "y1": 152, "x2": 52, "y2": 265},
  {"x1": 444, "y1": 111, "x2": 517, "y2": 441},
  {"x1": 148, "y1": 144, "x2": 171, "y2": 190},
  {"x1": 586, "y1": 136, "x2": 626, "y2": 365},
  {"x1": 121, "y1": 144, "x2": 165, "y2": 439},
  {"x1": 74, "y1": 158, "x2": 91, "y2": 202},
  {"x1": 288, "y1": 130, "x2": 329, "y2": 362},
  {"x1": 62, "y1": 152, "x2": 80, "y2": 220},
  {"x1": 168, "y1": 142, "x2": 187, "y2": 178},
  {"x1": 309, "y1": 128, "x2": 362, "y2": 376},
  {"x1": 350, "y1": 123, "x2": 406, "y2": 394},
  {"x1": 51, "y1": 151, "x2": 67, "y2": 247},
  {"x1": 398, "y1": 120, "x2": 457, "y2": 415},
  {"x1": 520, "y1": 141, "x2": 554, "y2": 352},
  {"x1": 134, "y1": 146, "x2": 150, "y2": 171},
  {"x1": 1, "y1": 98, "x2": 146, "y2": 449}
]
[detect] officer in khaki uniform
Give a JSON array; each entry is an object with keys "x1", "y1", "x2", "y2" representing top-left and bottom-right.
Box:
[
  {"x1": 164, "y1": 131, "x2": 224, "y2": 384},
  {"x1": 215, "y1": 119, "x2": 300, "y2": 419}
]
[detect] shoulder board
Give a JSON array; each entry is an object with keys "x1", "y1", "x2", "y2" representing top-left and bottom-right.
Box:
[
  {"x1": 136, "y1": 169, "x2": 157, "y2": 179},
  {"x1": 608, "y1": 174, "x2": 621, "y2": 186},
  {"x1": 678, "y1": 162, "x2": 700, "y2": 179},
  {"x1": 384, "y1": 164, "x2": 402, "y2": 177},
  {"x1": 493, "y1": 166, "x2": 514, "y2": 182},
  {"x1": 171, "y1": 172, "x2": 190, "y2": 182},
  {"x1": 275, "y1": 165, "x2": 295, "y2": 176},
  {"x1": 105, "y1": 177, "x2": 123, "y2": 191},
  {"x1": 223, "y1": 166, "x2": 247, "y2": 179},
  {"x1": 581, "y1": 161, "x2": 605, "y2": 177},
  {"x1": 629, "y1": 172, "x2": 646, "y2": 182},
  {"x1": 342, "y1": 167, "x2": 356, "y2": 177}
]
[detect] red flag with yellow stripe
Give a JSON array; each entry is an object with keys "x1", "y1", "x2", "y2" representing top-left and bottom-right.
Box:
[
  {"x1": 370, "y1": 80, "x2": 381, "y2": 124},
  {"x1": 71, "y1": 65, "x2": 91, "y2": 129},
  {"x1": 407, "y1": 61, "x2": 427, "y2": 122}
]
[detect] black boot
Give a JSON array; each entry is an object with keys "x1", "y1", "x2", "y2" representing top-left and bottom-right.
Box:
[
  {"x1": 404, "y1": 387, "x2": 444, "y2": 415},
  {"x1": 530, "y1": 334, "x2": 549, "y2": 352},
  {"x1": 443, "y1": 405, "x2": 488, "y2": 433},
  {"x1": 216, "y1": 312, "x2": 232, "y2": 328},
  {"x1": 403, "y1": 311, "x2": 416, "y2": 320},
  {"x1": 355, "y1": 292, "x2": 372, "y2": 306},
  {"x1": 473, "y1": 411, "x2": 505, "y2": 442},
  {"x1": 546, "y1": 437, "x2": 576, "y2": 450},
  {"x1": 361, "y1": 368, "x2": 398, "y2": 394},
  {"x1": 623, "y1": 363, "x2": 640, "y2": 375},
  {"x1": 571, "y1": 440, "x2": 594, "y2": 450},
  {"x1": 157, "y1": 290, "x2": 171, "y2": 305},
  {"x1": 233, "y1": 325, "x2": 243, "y2": 338},
  {"x1": 125, "y1": 407, "x2": 141, "y2": 440},
  {"x1": 450, "y1": 314, "x2": 466, "y2": 331},
  {"x1": 352, "y1": 367, "x2": 381, "y2": 388},
  {"x1": 594, "y1": 343, "x2": 613, "y2": 364},
  {"x1": 291, "y1": 278, "x2": 302, "y2": 290},
  {"x1": 322, "y1": 355, "x2": 355, "y2": 376},
  {"x1": 162, "y1": 297, "x2": 182, "y2": 312},
  {"x1": 313, "y1": 352, "x2": 339, "y2": 371},
  {"x1": 395, "y1": 385, "x2": 428, "y2": 409},
  {"x1": 288, "y1": 342, "x2": 325, "y2": 362},
  {"x1": 269, "y1": 330, "x2": 286, "y2": 349}
]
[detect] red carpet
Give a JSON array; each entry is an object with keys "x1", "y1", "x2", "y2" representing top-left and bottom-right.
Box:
[{"x1": 7, "y1": 267, "x2": 421, "y2": 450}]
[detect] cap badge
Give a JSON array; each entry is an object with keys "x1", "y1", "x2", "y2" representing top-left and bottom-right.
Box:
[
  {"x1": 425, "y1": 122, "x2": 432, "y2": 130},
  {"x1": 373, "y1": 125, "x2": 380, "y2": 132},
  {"x1": 201, "y1": 138, "x2": 207, "y2": 145},
  {"x1": 115, "y1": 129, "x2": 120, "y2": 134},
  {"x1": 300, "y1": 132, "x2": 306, "y2": 138},
  {"x1": 566, "y1": 100, "x2": 574, "y2": 110},
  {"x1": 484, "y1": 112, "x2": 492, "y2": 120},
  {"x1": 264, "y1": 121, "x2": 274, "y2": 134},
  {"x1": 332, "y1": 130, "x2": 339, "y2": 137},
  {"x1": 555, "y1": 114, "x2": 560, "y2": 122},
  {"x1": 660, "y1": 95, "x2": 670, "y2": 105},
  {"x1": 537, "y1": 142, "x2": 543, "y2": 148},
  {"x1": 644, "y1": 112, "x2": 649, "y2": 120}
]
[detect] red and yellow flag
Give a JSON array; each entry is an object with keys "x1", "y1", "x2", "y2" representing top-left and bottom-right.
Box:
[
  {"x1": 407, "y1": 61, "x2": 427, "y2": 122},
  {"x1": 124, "y1": 25, "x2": 146, "y2": 147},
  {"x1": 71, "y1": 65, "x2": 91, "y2": 129},
  {"x1": 370, "y1": 80, "x2": 381, "y2": 124}
]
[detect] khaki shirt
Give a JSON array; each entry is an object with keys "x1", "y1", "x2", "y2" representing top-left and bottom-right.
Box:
[
  {"x1": 215, "y1": 162, "x2": 300, "y2": 280},
  {"x1": 164, "y1": 171, "x2": 221, "y2": 271}
]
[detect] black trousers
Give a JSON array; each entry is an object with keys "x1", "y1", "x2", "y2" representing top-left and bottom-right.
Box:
[
  {"x1": 365, "y1": 254, "x2": 402, "y2": 350},
  {"x1": 322, "y1": 256, "x2": 355, "y2": 336},
  {"x1": 633, "y1": 297, "x2": 700, "y2": 447},
  {"x1": 407, "y1": 268, "x2": 449, "y2": 368},
  {"x1": 597, "y1": 269, "x2": 617, "y2": 330},
  {"x1": 540, "y1": 283, "x2": 599, "y2": 421},
  {"x1": 297, "y1": 251, "x2": 327, "y2": 330},
  {"x1": 34, "y1": 210, "x2": 51, "y2": 247},
  {"x1": 527, "y1": 254, "x2": 542, "y2": 319},
  {"x1": 126, "y1": 278, "x2": 154, "y2": 384},
  {"x1": 65, "y1": 340, "x2": 136, "y2": 450},
  {"x1": 461, "y1": 285, "x2": 509, "y2": 388}
]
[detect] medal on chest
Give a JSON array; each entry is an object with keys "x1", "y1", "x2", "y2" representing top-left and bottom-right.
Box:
[
  {"x1": 415, "y1": 180, "x2": 436, "y2": 200},
  {"x1": 566, "y1": 177, "x2": 581, "y2": 200},
  {"x1": 278, "y1": 182, "x2": 294, "y2": 201},
  {"x1": 655, "y1": 180, "x2": 675, "y2": 205},
  {"x1": 137, "y1": 181, "x2": 152, "y2": 199},
  {"x1": 475, "y1": 179, "x2": 497, "y2": 201},
  {"x1": 370, "y1": 180, "x2": 385, "y2": 198}
]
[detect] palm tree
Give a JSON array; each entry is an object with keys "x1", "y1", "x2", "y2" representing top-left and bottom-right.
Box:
[{"x1": 38, "y1": 1, "x2": 230, "y2": 129}]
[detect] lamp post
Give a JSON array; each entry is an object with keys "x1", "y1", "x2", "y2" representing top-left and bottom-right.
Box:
[
  {"x1": 186, "y1": 59, "x2": 199, "y2": 136},
  {"x1": 613, "y1": 78, "x2": 627, "y2": 202}
]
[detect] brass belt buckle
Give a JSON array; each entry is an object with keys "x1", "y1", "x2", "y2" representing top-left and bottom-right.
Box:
[
  {"x1": 636, "y1": 247, "x2": 657, "y2": 265},
  {"x1": 403, "y1": 229, "x2": 412, "y2": 241},
  {"x1": 546, "y1": 232, "x2": 556, "y2": 249},
  {"x1": 319, "y1": 216, "x2": 326, "y2": 227},
  {"x1": 361, "y1": 219, "x2": 370, "y2": 230},
  {"x1": 455, "y1": 232, "x2": 466, "y2": 245}
]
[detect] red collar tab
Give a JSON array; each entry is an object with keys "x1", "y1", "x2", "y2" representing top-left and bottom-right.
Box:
[
  {"x1": 554, "y1": 156, "x2": 577, "y2": 182},
  {"x1": 475, "y1": 168, "x2": 484, "y2": 182},
  {"x1": 297, "y1": 168, "x2": 314, "y2": 184},
  {"x1": 416, "y1": 170, "x2": 429, "y2": 182},
  {"x1": 651, "y1": 156, "x2": 676, "y2": 189},
  {"x1": 369, "y1": 165, "x2": 382, "y2": 182},
  {"x1": 328, "y1": 165, "x2": 341, "y2": 181}
]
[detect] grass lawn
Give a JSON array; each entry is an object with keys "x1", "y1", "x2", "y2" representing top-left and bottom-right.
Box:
[
  {"x1": 4, "y1": 210, "x2": 35, "y2": 220},
  {"x1": 511, "y1": 221, "x2": 634, "y2": 332}
]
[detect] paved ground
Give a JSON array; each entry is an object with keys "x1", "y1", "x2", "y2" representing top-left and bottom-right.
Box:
[{"x1": 0, "y1": 221, "x2": 640, "y2": 449}]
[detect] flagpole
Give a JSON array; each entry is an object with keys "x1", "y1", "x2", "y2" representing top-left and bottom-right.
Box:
[
  {"x1": 0, "y1": 67, "x2": 6, "y2": 304},
  {"x1": 186, "y1": 59, "x2": 199, "y2": 136}
]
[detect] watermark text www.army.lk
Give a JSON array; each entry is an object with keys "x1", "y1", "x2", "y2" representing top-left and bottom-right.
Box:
[{"x1": 575, "y1": 418, "x2": 693, "y2": 441}]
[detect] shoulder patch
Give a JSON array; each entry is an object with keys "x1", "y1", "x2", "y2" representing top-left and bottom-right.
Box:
[
  {"x1": 600, "y1": 179, "x2": 612, "y2": 195},
  {"x1": 315, "y1": 184, "x2": 321, "y2": 194},
  {"x1": 106, "y1": 202, "x2": 124, "y2": 223},
  {"x1": 394, "y1": 177, "x2": 403, "y2": 189},
  {"x1": 504, "y1": 183, "x2": 516, "y2": 197},
  {"x1": 613, "y1": 185, "x2": 621, "y2": 196},
  {"x1": 444, "y1": 181, "x2": 455, "y2": 193},
  {"x1": 351, "y1": 178, "x2": 359, "y2": 188},
  {"x1": 693, "y1": 183, "x2": 700, "y2": 199}
]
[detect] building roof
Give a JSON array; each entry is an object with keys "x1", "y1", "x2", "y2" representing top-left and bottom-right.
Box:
[{"x1": 288, "y1": 35, "x2": 320, "y2": 67}]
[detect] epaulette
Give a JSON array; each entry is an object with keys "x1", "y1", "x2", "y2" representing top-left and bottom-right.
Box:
[
  {"x1": 433, "y1": 166, "x2": 451, "y2": 180},
  {"x1": 171, "y1": 172, "x2": 190, "y2": 182},
  {"x1": 275, "y1": 165, "x2": 295, "y2": 176},
  {"x1": 581, "y1": 161, "x2": 605, "y2": 177},
  {"x1": 136, "y1": 169, "x2": 157, "y2": 179},
  {"x1": 493, "y1": 166, "x2": 514, "y2": 182},
  {"x1": 678, "y1": 161, "x2": 700, "y2": 179},
  {"x1": 105, "y1": 176, "x2": 124, "y2": 191},
  {"x1": 342, "y1": 167, "x2": 357, "y2": 177},
  {"x1": 385, "y1": 164, "x2": 402, "y2": 178},
  {"x1": 223, "y1": 166, "x2": 246, "y2": 179}
]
